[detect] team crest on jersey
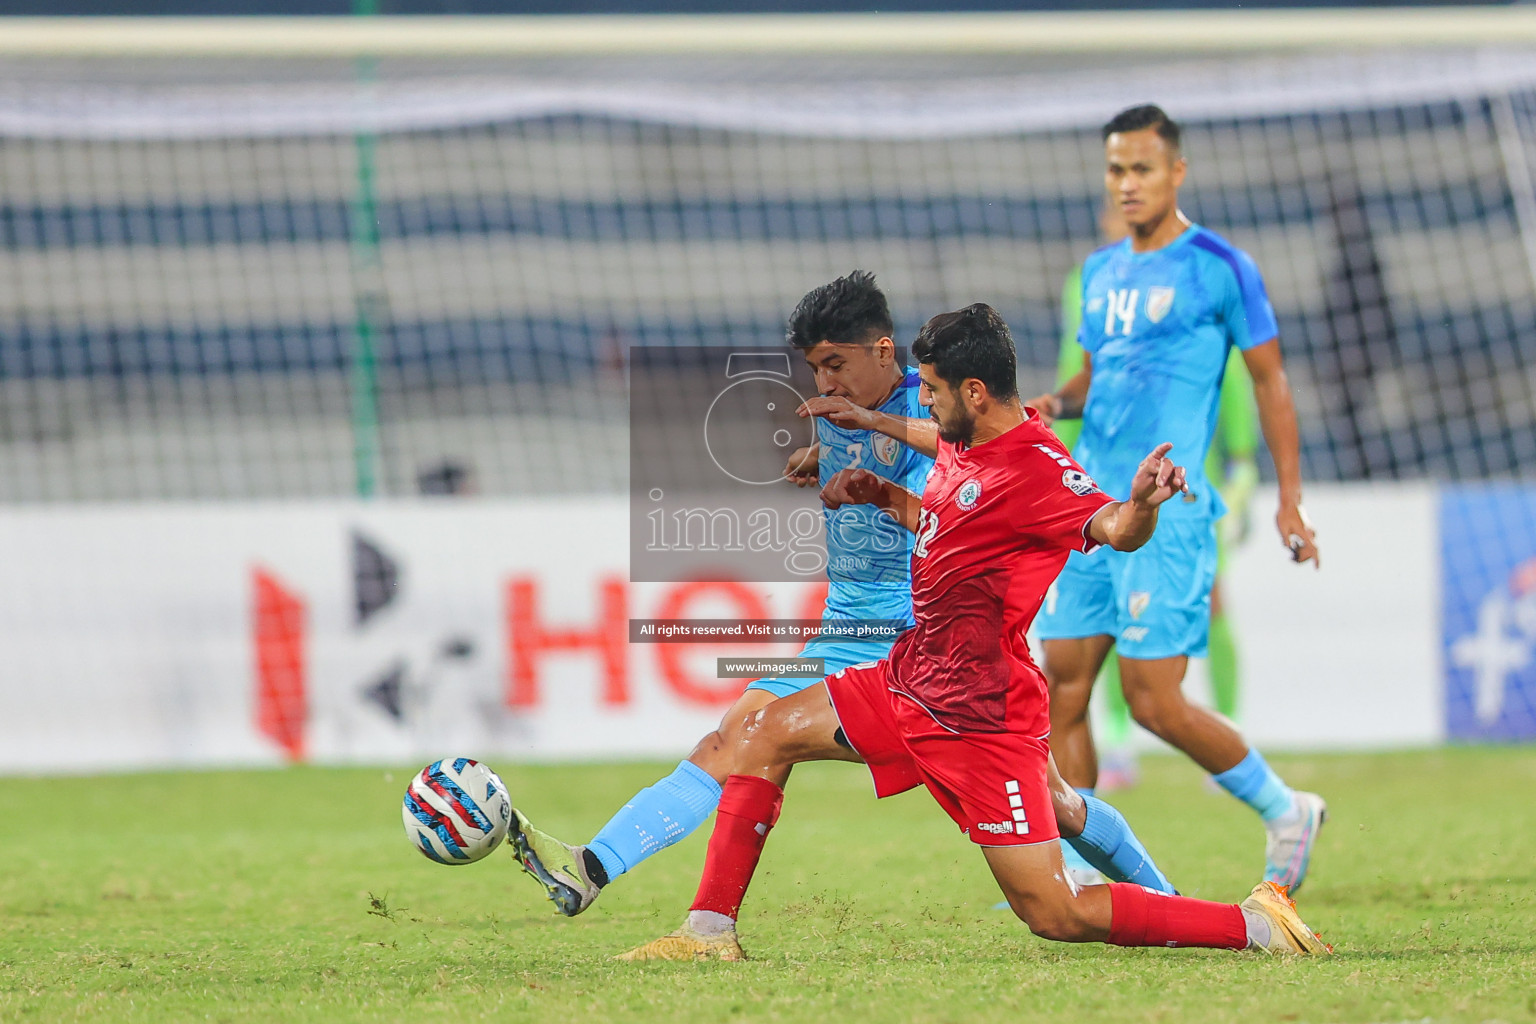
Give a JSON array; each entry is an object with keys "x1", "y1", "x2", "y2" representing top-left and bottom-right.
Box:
[
  {"x1": 873, "y1": 434, "x2": 900, "y2": 466},
  {"x1": 1128, "y1": 591, "x2": 1151, "y2": 621},
  {"x1": 1061, "y1": 469, "x2": 1100, "y2": 496},
  {"x1": 955, "y1": 479, "x2": 983, "y2": 510},
  {"x1": 1146, "y1": 286, "x2": 1176, "y2": 324}
]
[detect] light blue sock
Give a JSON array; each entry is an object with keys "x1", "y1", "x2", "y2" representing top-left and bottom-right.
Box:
[
  {"x1": 1068, "y1": 795, "x2": 1175, "y2": 894},
  {"x1": 586, "y1": 760, "x2": 722, "y2": 881},
  {"x1": 1212, "y1": 748, "x2": 1295, "y2": 823},
  {"x1": 1058, "y1": 787, "x2": 1099, "y2": 874}
]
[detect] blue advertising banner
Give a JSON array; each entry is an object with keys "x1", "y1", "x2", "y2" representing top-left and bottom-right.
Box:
[{"x1": 1442, "y1": 485, "x2": 1536, "y2": 741}]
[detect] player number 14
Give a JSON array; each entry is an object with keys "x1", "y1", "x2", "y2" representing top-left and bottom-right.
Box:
[{"x1": 1105, "y1": 288, "x2": 1139, "y2": 336}]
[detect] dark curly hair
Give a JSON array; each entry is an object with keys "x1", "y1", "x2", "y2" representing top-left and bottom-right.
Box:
[
  {"x1": 911, "y1": 303, "x2": 1018, "y2": 401},
  {"x1": 785, "y1": 270, "x2": 894, "y2": 349}
]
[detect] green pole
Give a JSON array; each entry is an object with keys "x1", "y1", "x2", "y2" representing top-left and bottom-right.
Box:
[{"x1": 350, "y1": 0, "x2": 382, "y2": 497}]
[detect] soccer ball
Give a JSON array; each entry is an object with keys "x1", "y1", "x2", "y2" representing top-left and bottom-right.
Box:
[{"x1": 402, "y1": 758, "x2": 512, "y2": 865}]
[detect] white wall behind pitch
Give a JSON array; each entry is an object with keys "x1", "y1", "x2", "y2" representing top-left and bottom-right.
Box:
[
  {"x1": 0, "y1": 485, "x2": 1442, "y2": 775},
  {"x1": 1222, "y1": 482, "x2": 1441, "y2": 748}
]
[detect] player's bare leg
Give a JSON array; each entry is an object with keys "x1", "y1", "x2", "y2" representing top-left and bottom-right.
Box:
[
  {"x1": 985, "y1": 841, "x2": 1113, "y2": 941},
  {"x1": 1047, "y1": 755, "x2": 1086, "y2": 836},
  {"x1": 1041, "y1": 634, "x2": 1116, "y2": 789},
  {"x1": 617, "y1": 683, "x2": 856, "y2": 962},
  {"x1": 1117, "y1": 654, "x2": 1244, "y2": 773},
  {"x1": 731, "y1": 681, "x2": 862, "y2": 776},
  {"x1": 510, "y1": 687, "x2": 786, "y2": 918},
  {"x1": 685, "y1": 687, "x2": 792, "y2": 787},
  {"x1": 1118, "y1": 654, "x2": 1327, "y2": 891},
  {"x1": 983, "y1": 842, "x2": 1328, "y2": 954}
]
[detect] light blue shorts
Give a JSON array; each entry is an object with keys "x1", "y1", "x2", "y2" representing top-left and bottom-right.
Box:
[
  {"x1": 746, "y1": 637, "x2": 896, "y2": 699},
  {"x1": 1035, "y1": 514, "x2": 1218, "y2": 660}
]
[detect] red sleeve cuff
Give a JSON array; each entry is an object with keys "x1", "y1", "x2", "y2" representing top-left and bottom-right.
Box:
[{"x1": 1077, "y1": 497, "x2": 1117, "y2": 553}]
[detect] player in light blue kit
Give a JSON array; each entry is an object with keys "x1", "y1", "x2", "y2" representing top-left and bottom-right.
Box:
[
  {"x1": 1029, "y1": 105, "x2": 1327, "y2": 892},
  {"x1": 509, "y1": 273, "x2": 1176, "y2": 958}
]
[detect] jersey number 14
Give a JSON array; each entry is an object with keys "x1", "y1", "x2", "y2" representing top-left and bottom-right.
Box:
[{"x1": 1105, "y1": 288, "x2": 1139, "y2": 336}]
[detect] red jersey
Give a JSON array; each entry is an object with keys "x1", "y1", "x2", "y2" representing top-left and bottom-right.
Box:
[{"x1": 886, "y1": 413, "x2": 1115, "y2": 734}]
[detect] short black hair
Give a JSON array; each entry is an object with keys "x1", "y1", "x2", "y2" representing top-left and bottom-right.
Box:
[
  {"x1": 910, "y1": 303, "x2": 1018, "y2": 401},
  {"x1": 785, "y1": 270, "x2": 894, "y2": 349},
  {"x1": 1102, "y1": 104, "x2": 1181, "y2": 151}
]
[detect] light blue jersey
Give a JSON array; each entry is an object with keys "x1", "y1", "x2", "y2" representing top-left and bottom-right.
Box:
[
  {"x1": 749, "y1": 367, "x2": 934, "y2": 697},
  {"x1": 1038, "y1": 225, "x2": 1277, "y2": 659},
  {"x1": 817, "y1": 367, "x2": 934, "y2": 625},
  {"x1": 1075, "y1": 224, "x2": 1278, "y2": 522}
]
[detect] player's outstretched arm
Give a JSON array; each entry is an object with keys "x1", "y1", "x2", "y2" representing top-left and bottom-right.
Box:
[
  {"x1": 1242, "y1": 340, "x2": 1320, "y2": 568},
  {"x1": 797, "y1": 397, "x2": 939, "y2": 459},
  {"x1": 1088, "y1": 442, "x2": 1189, "y2": 552},
  {"x1": 820, "y1": 467, "x2": 922, "y2": 534}
]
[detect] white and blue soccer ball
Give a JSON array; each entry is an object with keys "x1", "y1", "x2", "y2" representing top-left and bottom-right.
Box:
[{"x1": 402, "y1": 758, "x2": 512, "y2": 865}]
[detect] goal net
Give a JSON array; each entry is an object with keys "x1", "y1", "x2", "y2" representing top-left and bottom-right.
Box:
[{"x1": 4, "y1": 24, "x2": 1536, "y2": 501}]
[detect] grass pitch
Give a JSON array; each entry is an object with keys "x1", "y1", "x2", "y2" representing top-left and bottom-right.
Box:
[{"x1": 2, "y1": 749, "x2": 1533, "y2": 1023}]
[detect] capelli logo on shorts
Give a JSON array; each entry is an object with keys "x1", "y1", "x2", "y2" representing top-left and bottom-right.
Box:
[{"x1": 977, "y1": 821, "x2": 1016, "y2": 834}]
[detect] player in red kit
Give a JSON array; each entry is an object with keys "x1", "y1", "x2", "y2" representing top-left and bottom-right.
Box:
[{"x1": 641, "y1": 303, "x2": 1329, "y2": 957}]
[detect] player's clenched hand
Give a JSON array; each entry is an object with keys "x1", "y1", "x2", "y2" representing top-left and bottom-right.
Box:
[
  {"x1": 783, "y1": 445, "x2": 818, "y2": 487},
  {"x1": 1025, "y1": 392, "x2": 1060, "y2": 426},
  {"x1": 1277, "y1": 502, "x2": 1320, "y2": 569},
  {"x1": 1128, "y1": 442, "x2": 1189, "y2": 508},
  {"x1": 797, "y1": 396, "x2": 872, "y2": 430},
  {"x1": 821, "y1": 468, "x2": 887, "y2": 510}
]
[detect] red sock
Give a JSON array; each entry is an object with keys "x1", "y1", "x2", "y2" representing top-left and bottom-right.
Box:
[
  {"x1": 1106, "y1": 883, "x2": 1247, "y2": 949},
  {"x1": 689, "y1": 774, "x2": 784, "y2": 920}
]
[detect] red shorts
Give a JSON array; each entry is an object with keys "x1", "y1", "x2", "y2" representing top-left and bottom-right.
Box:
[{"x1": 825, "y1": 660, "x2": 1058, "y2": 847}]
